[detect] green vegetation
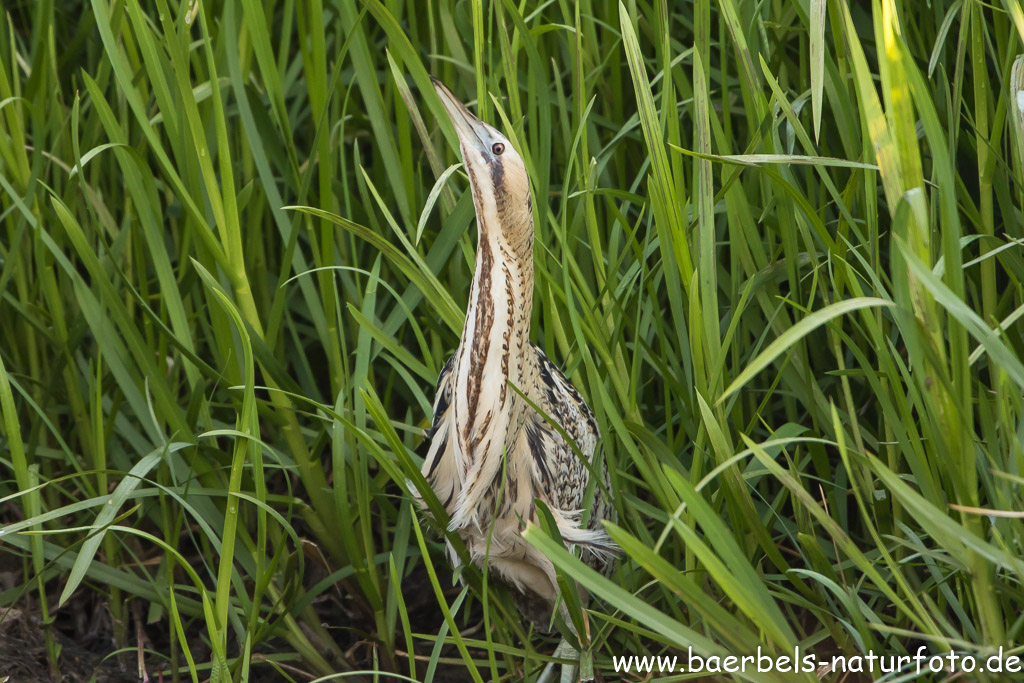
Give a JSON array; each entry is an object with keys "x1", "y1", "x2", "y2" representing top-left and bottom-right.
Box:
[{"x1": 2, "y1": 0, "x2": 1023, "y2": 681}]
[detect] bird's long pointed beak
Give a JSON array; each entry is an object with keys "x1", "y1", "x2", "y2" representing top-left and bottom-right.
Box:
[{"x1": 431, "y1": 77, "x2": 489, "y2": 148}]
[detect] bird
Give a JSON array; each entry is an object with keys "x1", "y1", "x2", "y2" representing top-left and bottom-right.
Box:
[{"x1": 417, "y1": 77, "x2": 617, "y2": 629}]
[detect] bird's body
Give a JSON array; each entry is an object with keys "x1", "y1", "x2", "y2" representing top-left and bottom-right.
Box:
[{"x1": 419, "y1": 79, "x2": 616, "y2": 615}]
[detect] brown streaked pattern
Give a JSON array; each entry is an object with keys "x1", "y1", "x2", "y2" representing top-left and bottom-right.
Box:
[{"x1": 460, "y1": 243, "x2": 495, "y2": 450}]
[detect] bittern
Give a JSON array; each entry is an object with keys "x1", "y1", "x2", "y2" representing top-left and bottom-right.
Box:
[{"x1": 419, "y1": 78, "x2": 617, "y2": 627}]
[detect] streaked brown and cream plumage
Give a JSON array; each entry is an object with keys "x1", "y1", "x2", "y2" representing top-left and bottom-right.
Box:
[{"x1": 417, "y1": 78, "x2": 616, "y2": 622}]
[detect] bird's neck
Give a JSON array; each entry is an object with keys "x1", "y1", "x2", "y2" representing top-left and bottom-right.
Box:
[
  {"x1": 451, "y1": 214, "x2": 534, "y2": 451},
  {"x1": 462, "y1": 218, "x2": 535, "y2": 375},
  {"x1": 445, "y1": 212, "x2": 534, "y2": 526}
]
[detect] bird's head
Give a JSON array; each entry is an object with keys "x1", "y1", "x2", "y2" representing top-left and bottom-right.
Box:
[{"x1": 431, "y1": 78, "x2": 533, "y2": 254}]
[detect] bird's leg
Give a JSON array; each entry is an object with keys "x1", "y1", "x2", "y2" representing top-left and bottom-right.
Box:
[
  {"x1": 537, "y1": 639, "x2": 578, "y2": 683},
  {"x1": 537, "y1": 604, "x2": 599, "y2": 683}
]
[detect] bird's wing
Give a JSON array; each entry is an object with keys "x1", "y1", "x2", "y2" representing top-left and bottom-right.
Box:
[
  {"x1": 521, "y1": 346, "x2": 616, "y2": 565},
  {"x1": 421, "y1": 354, "x2": 459, "y2": 509}
]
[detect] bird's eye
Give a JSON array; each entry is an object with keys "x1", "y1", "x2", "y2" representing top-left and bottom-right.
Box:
[{"x1": 491, "y1": 142, "x2": 505, "y2": 156}]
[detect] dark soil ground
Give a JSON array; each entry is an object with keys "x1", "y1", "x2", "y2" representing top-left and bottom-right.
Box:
[
  {"x1": 0, "y1": 605, "x2": 135, "y2": 683},
  {"x1": 0, "y1": 546, "x2": 500, "y2": 683}
]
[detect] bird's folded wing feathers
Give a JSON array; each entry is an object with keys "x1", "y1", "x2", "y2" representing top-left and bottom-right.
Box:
[
  {"x1": 420, "y1": 354, "x2": 458, "y2": 508},
  {"x1": 523, "y1": 346, "x2": 616, "y2": 557}
]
